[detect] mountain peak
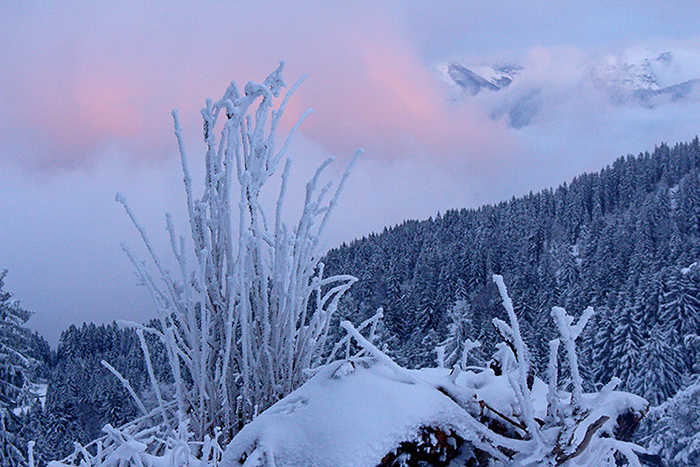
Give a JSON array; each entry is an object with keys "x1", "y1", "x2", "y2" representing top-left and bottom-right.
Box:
[
  {"x1": 591, "y1": 50, "x2": 699, "y2": 106},
  {"x1": 438, "y1": 61, "x2": 521, "y2": 96}
]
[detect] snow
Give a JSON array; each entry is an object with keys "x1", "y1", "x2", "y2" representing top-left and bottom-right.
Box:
[
  {"x1": 219, "y1": 275, "x2": 650, "y2": 467},
  {"x1": 12, "y1": 382, "x2": 48, "y2": 416},
  {"x1": 435, "y1": 61, "x2": 519, "y2": 99},
  {"x1": 571, "y1": 391, "x2": 647, "y2": 445},
  {"x1": 41, "y1": 260, "x2": 651, "y2": 467},
  {"x1": 680, "y1": 261, "x2": 698, "y2": 275},
  {"x1": 471, "y1": 64, "x2": 521, "y2": 86},
  {"x1": 222, "y1": 359, "x2": 478, "y2": 467},
  {"x1": 450, "y1": 367, "x2": 549, "y2": 421}
]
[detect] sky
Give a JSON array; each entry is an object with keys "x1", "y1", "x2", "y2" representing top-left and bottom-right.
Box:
[{"x1": 1, "y1": 1, "x2": 700, "y2": 346}]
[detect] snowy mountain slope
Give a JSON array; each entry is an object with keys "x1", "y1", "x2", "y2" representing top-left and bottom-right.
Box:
[
  {"x1": 436, "y1": 61, "x2": 539, "y2": 128},
  {"x1": 322, "y1": 138, "x2": 700, "y2": 403},
  {"x1": 437, "y1": 62, "x2": 521, "y2": 96},
  {"x1": 503, "y1": 89, "x2": 541, "y2": 129},
  {"x1": 591, "y1": 53, "x2": 666, "y2": 92},
  {"x1": 437, "y1": 50, "x2": 700, "y2": 128},
  {"x1": 631, "y1": 79, "x2": 700, "y2": 106},
  {"x1": 591, "y1": 52, "x2": 700, "y2": 107}
]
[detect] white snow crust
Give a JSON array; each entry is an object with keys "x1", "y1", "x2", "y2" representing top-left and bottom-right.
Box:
[
  {"x1": 222, "y1": 360, "x2": 474, "y2": 467},
  {"x1": 221, "y1": 357, "x2": 646, "y2": 467}
]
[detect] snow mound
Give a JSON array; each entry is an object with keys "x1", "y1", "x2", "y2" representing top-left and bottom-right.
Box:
[{"x1": 222, "y1": 359, "x2": 477, "y2": 467}]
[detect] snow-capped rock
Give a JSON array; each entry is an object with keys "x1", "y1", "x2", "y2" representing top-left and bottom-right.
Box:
[
  {"x1": 591, "y1": 51, "x2": 700, "y2": 107},
  {"x1": 221, "y1": 356, "x2": 648, "y2": 467},
  {"x1": 437, "y1": 62, "x2": 521, "y2": 96}
]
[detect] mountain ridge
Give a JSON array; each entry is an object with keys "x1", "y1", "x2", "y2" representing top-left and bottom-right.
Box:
[{"x1": 439, "y1": 51, "x2": 700, "y2": 128}]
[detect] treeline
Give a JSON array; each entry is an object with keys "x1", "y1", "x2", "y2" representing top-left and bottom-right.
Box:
[
  {"x1": 34, "y1": 322, "x2": 168, "y2": 459},
  {"x1": 324, "y1": 137, "x2": 700, "y2": 405}
]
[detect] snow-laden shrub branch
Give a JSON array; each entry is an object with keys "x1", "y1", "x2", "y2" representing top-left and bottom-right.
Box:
[
  {"x1": 44, "y1": 64, "x2": 359, "y2": 467},
  {"x1": 331, "y1": 276, "x2": 648, "y2": 467},
  {"x1": 492, "y1": 275, "x2": 544, "y2": 453}
]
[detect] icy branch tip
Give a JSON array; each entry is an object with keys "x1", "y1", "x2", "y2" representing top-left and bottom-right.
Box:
[
  {"x1": 263, "y1": 61, "x2": 286, "y2": 96},
  {"x1": 349, "y1": 149, "x2": 363, "y2": 166},
  {"x1": 492, "y1": 274, "x2": 508, "y2": 299}
]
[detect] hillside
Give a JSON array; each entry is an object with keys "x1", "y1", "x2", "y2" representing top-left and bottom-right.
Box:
[{"x1": 324, "y1": 137, "x2": 700, "y2": 405}]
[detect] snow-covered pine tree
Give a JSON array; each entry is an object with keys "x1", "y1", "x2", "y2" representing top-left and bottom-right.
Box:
[
  {"x1": 637, "y1": 380, "x2": 700, "y2": 467},
  {"x1": 637, "y1": 324, "x2": 685, "y2": 406},
  {"x1": 686, "y1": 333, "x2": 700, "y2": 373},
  {"x1": 611, "y1": 295, "x2": 644, "y2": 393},
  {"x1": 591, "y1": 305, "x2": 616, "y2": 386},
  {"x1": 660, "y1": 268, "x2": 700, "y2": 363},
  {"x1": 0, "y1": 270, "x2": 42, "y2": 467},
  {"x1": 676, "y1": 168, "x2": 700, "y2": 240}
]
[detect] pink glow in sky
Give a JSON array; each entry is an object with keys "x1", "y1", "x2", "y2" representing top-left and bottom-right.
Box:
[
  {"x1": 1, "y1": 1, "x2": 518, "y2": 171},
  {"x1": 1, "y1": 1, "x2": 700, "y2": 344}
]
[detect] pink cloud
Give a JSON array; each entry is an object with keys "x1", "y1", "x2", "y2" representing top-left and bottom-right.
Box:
[
  {"x1": 283, "y1": 23, "x2": 518, "y2": 169},
  {"x1": 1, "y1": 1, "x2": 518, "y2": 174},
  {"x1": 1, "y1": 42, "x2": 175, "y2": 170}
]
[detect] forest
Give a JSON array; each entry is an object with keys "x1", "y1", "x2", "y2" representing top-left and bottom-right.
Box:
[{"x1": 325, "y1": 138, "x2": 700, "y2": 405}]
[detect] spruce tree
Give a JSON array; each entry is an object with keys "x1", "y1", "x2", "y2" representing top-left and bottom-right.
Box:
[
  {"x1": 637, "y1": 324, "x2": 685, "y2": 405},
  {"x1": 611, "y1": 296, "x2": 644, "y2": 392},
  {"x1": 0, "y1": 270, "x2": 43, "y2": 467},
  {"x1": 660, "y1": 269, "x2": 700, "y2": 371},
  {"x1": 591, "y1": 305, "x2": 616, "y2": 386}
]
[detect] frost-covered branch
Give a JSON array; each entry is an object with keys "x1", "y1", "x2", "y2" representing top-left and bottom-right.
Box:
[
  {"x1": 112, "y1": 63, "x2": 358, "y2": 450},
  {"x1": 552, "y1": 306, "x2": 593, "y2": 409},
  {"x1": 493, "y1": 275, "x2": 543, "y2": 450},
  {"x1": 100, "y1": 360, "x2": 148, "y2": 416}
]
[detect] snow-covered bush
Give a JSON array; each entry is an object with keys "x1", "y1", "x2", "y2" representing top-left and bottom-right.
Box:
[
  {"x1": 221, "y1": 275, "x2": 650, "y2": 467},
  {"x1": 118, "y1": 61, "x2": 357, "y2": 437}
]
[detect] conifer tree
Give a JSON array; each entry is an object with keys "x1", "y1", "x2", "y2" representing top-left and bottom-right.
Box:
[
  {"x1": 591, "y1": 305, "x2": 616, "y2": 386},
  {"x1": 637, "y1": 324, "x2": 685, "y2": 405},
  {"x1": 660, "y1": 269, "x2": 700, "y2": 370},
  {"x1": 0, "y1": 270, "x2": 42, "y2": 467},
  {"x1": 611, "y1": 297, "x2": 644, "y2": 392}
]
